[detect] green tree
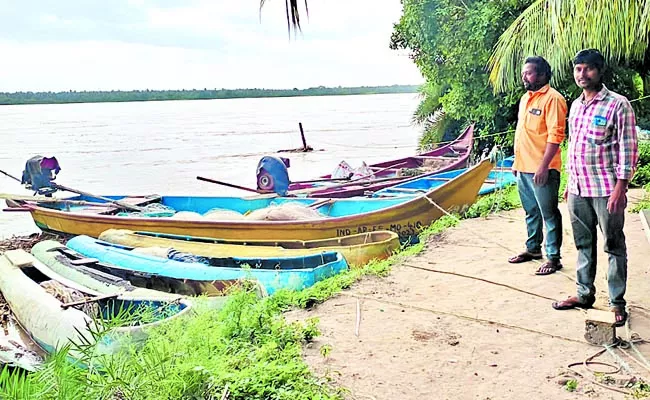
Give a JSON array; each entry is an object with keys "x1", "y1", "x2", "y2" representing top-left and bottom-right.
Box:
[
  {"x1": 487, "y1": 0, "x2": 650, "y2": 128},
  {"x1": 488, "y1": 0, "x2": 650, "y2": 94},
  {"x1": 390, "y1": 0, "x2": 534, "y2": 148}
]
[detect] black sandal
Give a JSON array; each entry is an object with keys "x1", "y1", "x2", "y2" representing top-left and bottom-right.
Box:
[{"x1": 508, "y1": 251, "x2": 543, "y2": 264}]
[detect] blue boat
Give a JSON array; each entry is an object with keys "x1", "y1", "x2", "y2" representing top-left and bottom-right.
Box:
[
  {"x1": 65, "y1": 235, "x2": 349, "y2": 295},
  {"x1": 372, "y1": 167, "x2": 516, "y2": 198}
]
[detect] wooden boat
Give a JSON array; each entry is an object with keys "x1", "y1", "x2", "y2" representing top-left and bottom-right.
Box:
[
  {"x1": 65, "y1": 235, "x2": 349, "y2": 295},
  {"x1": 31, "y1": 240, "x2": 264, "y2": 303},
  {"x1": 15, "y1": 159, "x2": 494, "y2": 242},
  {"x1": 97, "y1": 229, "x2": 400, "y2": 268},
  {"x1": 0, "y1": 250, "x2": 192, "y2": 360},
  {"x1": 371, "y1": 167, "x2": 516, "y2": 198},
  {"x1": 285, "y1": 124, "x2": 475, "y2": 198}
]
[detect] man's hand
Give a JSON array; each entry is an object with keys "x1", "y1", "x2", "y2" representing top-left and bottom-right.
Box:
[
  {"x1": 533, "y1": 165, "x2": 549, "y2": 186},
  {"x1": 608, "y1": 184, "x2": 628, "y2": 214},
  {"x1": 563, "y1": 187, "x2": 568, "y2": 202}
]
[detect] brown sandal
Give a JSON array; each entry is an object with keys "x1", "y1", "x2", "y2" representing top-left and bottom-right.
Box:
[
  {"x1": 552, "y1": 296, "x2": 595, "y2": 310},
  {"x1": 535, "y1": 260, "x2": 563, "y2": 275},
  {"x1": 508, "y1": 251, "x2": 543, "y2": 264}
]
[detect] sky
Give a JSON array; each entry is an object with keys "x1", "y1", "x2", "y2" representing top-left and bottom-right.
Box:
[{"x1": 0, "y1": 0, "x2": 423, "y2": 92}]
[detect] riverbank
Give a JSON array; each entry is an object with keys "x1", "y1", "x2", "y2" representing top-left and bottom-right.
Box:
[
  {"x1": 0, "y1": 85, "x2": 419, "y2": 106},
  {"x1": 288, "y1": 188, "x2": 650, "y2": 399}
]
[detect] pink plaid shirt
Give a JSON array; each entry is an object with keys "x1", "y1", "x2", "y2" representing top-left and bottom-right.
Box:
[{"x1": 567, "y1": 86, "x2": 638, "y2": 197}]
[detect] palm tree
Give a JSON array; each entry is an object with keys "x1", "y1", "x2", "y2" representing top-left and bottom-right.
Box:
[
  {"x1": 260, "y1": 0, "x2": 308, "y2": 34},
  {"x1": 487, "y1": 0, "x2": 650, "y2": 93}
]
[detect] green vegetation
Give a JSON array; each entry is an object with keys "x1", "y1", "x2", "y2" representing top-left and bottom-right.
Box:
[
  {"x1": 0, "y1": 85, "x2": 420, "y2": 106},
  {"x1": 0, "y1": 189, "x2": 518, "y2": 399},
  {"x1": 632, "y1": 142, "x2": 650, "y2": 188},
  {"x1": 564, "y1": 379, "x2": 578, "y2": 392}
]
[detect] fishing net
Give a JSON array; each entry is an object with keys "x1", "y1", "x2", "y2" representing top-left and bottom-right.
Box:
[
  {"x1": 114, "y1": 201, "x2": 326, "y2": 221},
  {"x1": 40, "y1": 280, "x2": 98, "y2": 315},
  {"x1": 116, "y1": 203, "x2": 176, "y2": 218},
  {"x1": 203, "y1": 208, "x2": 246, "y2": 221},
  {"x1": 130, "y1": 246, "x2": 171, "y2": 258},
  {"x1": 170, "y1": 211, "x2": 203, "y2": 220},
  {"x1": 245, "y1": 202, "x2": 324, "y2": 221},
  {"x1": 399, "y1": 158, "x2": 457, "y2": 177},
  {"x1": 131, "y1": 247, "x2": 211, "y2": 265}
]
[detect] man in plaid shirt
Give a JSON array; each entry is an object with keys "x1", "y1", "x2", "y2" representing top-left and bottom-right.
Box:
[{"x1": 552, "y1": 49, "x2": 638, "y2": 327}]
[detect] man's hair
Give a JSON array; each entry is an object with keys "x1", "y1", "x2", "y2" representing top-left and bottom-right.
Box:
[
  {"x1": 573, "y1": 49, "x2": 605, "y2": 72},
  {"x1": 524, "y1": 56, "x2": 552, "y2": 83}
]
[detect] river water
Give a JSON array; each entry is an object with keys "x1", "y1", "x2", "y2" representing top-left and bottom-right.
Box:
[{"x1": 0, "y1": 93, "x2": 422, "y2": 238}]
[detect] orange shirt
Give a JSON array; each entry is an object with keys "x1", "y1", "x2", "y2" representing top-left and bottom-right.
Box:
[{"x1": 513, "y1": 84, "x2": 567, "y2": 173}]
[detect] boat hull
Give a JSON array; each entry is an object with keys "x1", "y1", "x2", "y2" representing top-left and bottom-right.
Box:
[
  {"x1": 24, "y1": 159, "x2": 494, "y2": 242},
  {"x1": 31, "y1": 240, "x2": 266, "y2": 300},
  {"x1": 98, "y1": 230, "x2": 400, "y2": 267},
  {"x1": 66, "y1": 236, "x2": 350, "y2": 295},
  {"x1": 287, "y1": 125, "x2": 475, "y2": 197},
  {"x1": 0, "y1": 250, "x2": 191, "y2": 361}
]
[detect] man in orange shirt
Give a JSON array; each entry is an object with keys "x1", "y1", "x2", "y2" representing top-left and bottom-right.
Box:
[{"x1": 508, "y1": 56, "x2": 567, "y2": 275}]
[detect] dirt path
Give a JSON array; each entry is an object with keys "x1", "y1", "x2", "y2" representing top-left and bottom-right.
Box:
[{"x1": 288, "y1": 189, "x2": 650, "y2": 399}]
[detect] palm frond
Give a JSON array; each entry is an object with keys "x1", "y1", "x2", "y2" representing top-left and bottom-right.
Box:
[
  {"x1": 412, "y1": 82, "x2": 448, "y2": 125},
  {"x1": 419, "y1": 109, "x2": 450, "y2": 151},
  {"x1": 488, "y1": 0, "x2": 650, "y2": 93},
  {"x1": 260, "y1": 0, "x2": 309, "y2": 35}
]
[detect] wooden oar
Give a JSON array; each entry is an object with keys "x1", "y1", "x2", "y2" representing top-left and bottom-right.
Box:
[
  {"x1": 0, "y1": 169, "x2": 21, "y2": 182},
  {"x1": 196, "y1": 176, "x2": 265, "y2": 194},
  {"x1": 0, "y1": 193, "x2": 120, "y2": 208},
  {"x1": 291, "y1": 175, "x2": 407, "y2": 195},
  {"x1": 0, "y1": 169, "x2": 143, "y2": 212},
  {"x1": 52, "y1": 184, "x2": 143, "y2": 212},
  {"x1": 289, "y1": 161, "x2": 410, "y2": 195},
  {"x1": 290, "y1": 174, "x2": 353, "y2": 185}
]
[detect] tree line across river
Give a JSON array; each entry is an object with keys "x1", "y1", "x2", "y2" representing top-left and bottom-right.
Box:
[{"x1": 0, "y1": 85, "x2": 420, "y2": 105}]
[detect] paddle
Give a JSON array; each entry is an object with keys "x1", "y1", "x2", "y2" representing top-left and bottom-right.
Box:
[
  {"x1": 196, "y1": 176, "x2": 265, "y2": 194},
  {"x1": 51, "y1": 184, "x2": 144, "y2": 212},
  {"x1": 290, "y1": 174, "x2": 353, "y2": 185},
  {"x1": 288, "y1": 161, "x2": 410, "y2": 196},
  {"x1": 0, "y1": 168, "x2": 143, "y2": 212},
  {"x1": 0, "y1": 193, "x2": 120, "y2": 208},
  {"x1": 0, "y1": 169, "x2": 21, "y2": 182}
]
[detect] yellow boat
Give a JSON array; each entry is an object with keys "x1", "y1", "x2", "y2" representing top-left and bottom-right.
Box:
[
  {"x1": 98, "y1": 229, "x2": 401, "y2": 268},
  {"x1": 17, "y1": 159, "x2": 494, "y2": 242}
]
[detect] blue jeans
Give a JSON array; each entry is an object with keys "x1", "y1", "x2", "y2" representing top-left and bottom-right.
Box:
[
  {"x1": 516, "y1": 170, "x2": 562, "y2": 261},
  {"x1": 567, "y1": 194, "x2": 627, "y2": 308}
]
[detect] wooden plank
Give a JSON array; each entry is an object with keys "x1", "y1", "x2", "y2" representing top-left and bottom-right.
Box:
[
  {"x1": 68, "y1": 257, "x2": 99, "y2": 266},
  {"x1": 4, "y1": 250, "x2": 35, "y2": 268}
]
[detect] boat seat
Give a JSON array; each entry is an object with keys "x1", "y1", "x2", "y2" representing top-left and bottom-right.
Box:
[{"x1": 4, "y1": 249, "x2": 34, "y2": 268}]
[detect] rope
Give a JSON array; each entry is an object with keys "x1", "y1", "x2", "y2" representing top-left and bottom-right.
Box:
[
  {"x1": 340, "y1": 293, "x2": 585, "y2": 344},
  {"x1": 402, "y1": 263, "x2": 557, "y2": 301}
]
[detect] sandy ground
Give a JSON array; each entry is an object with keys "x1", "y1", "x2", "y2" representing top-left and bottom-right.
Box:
[{"x1": 287, "y1": 189, "x2": 650, "y2": 400}]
